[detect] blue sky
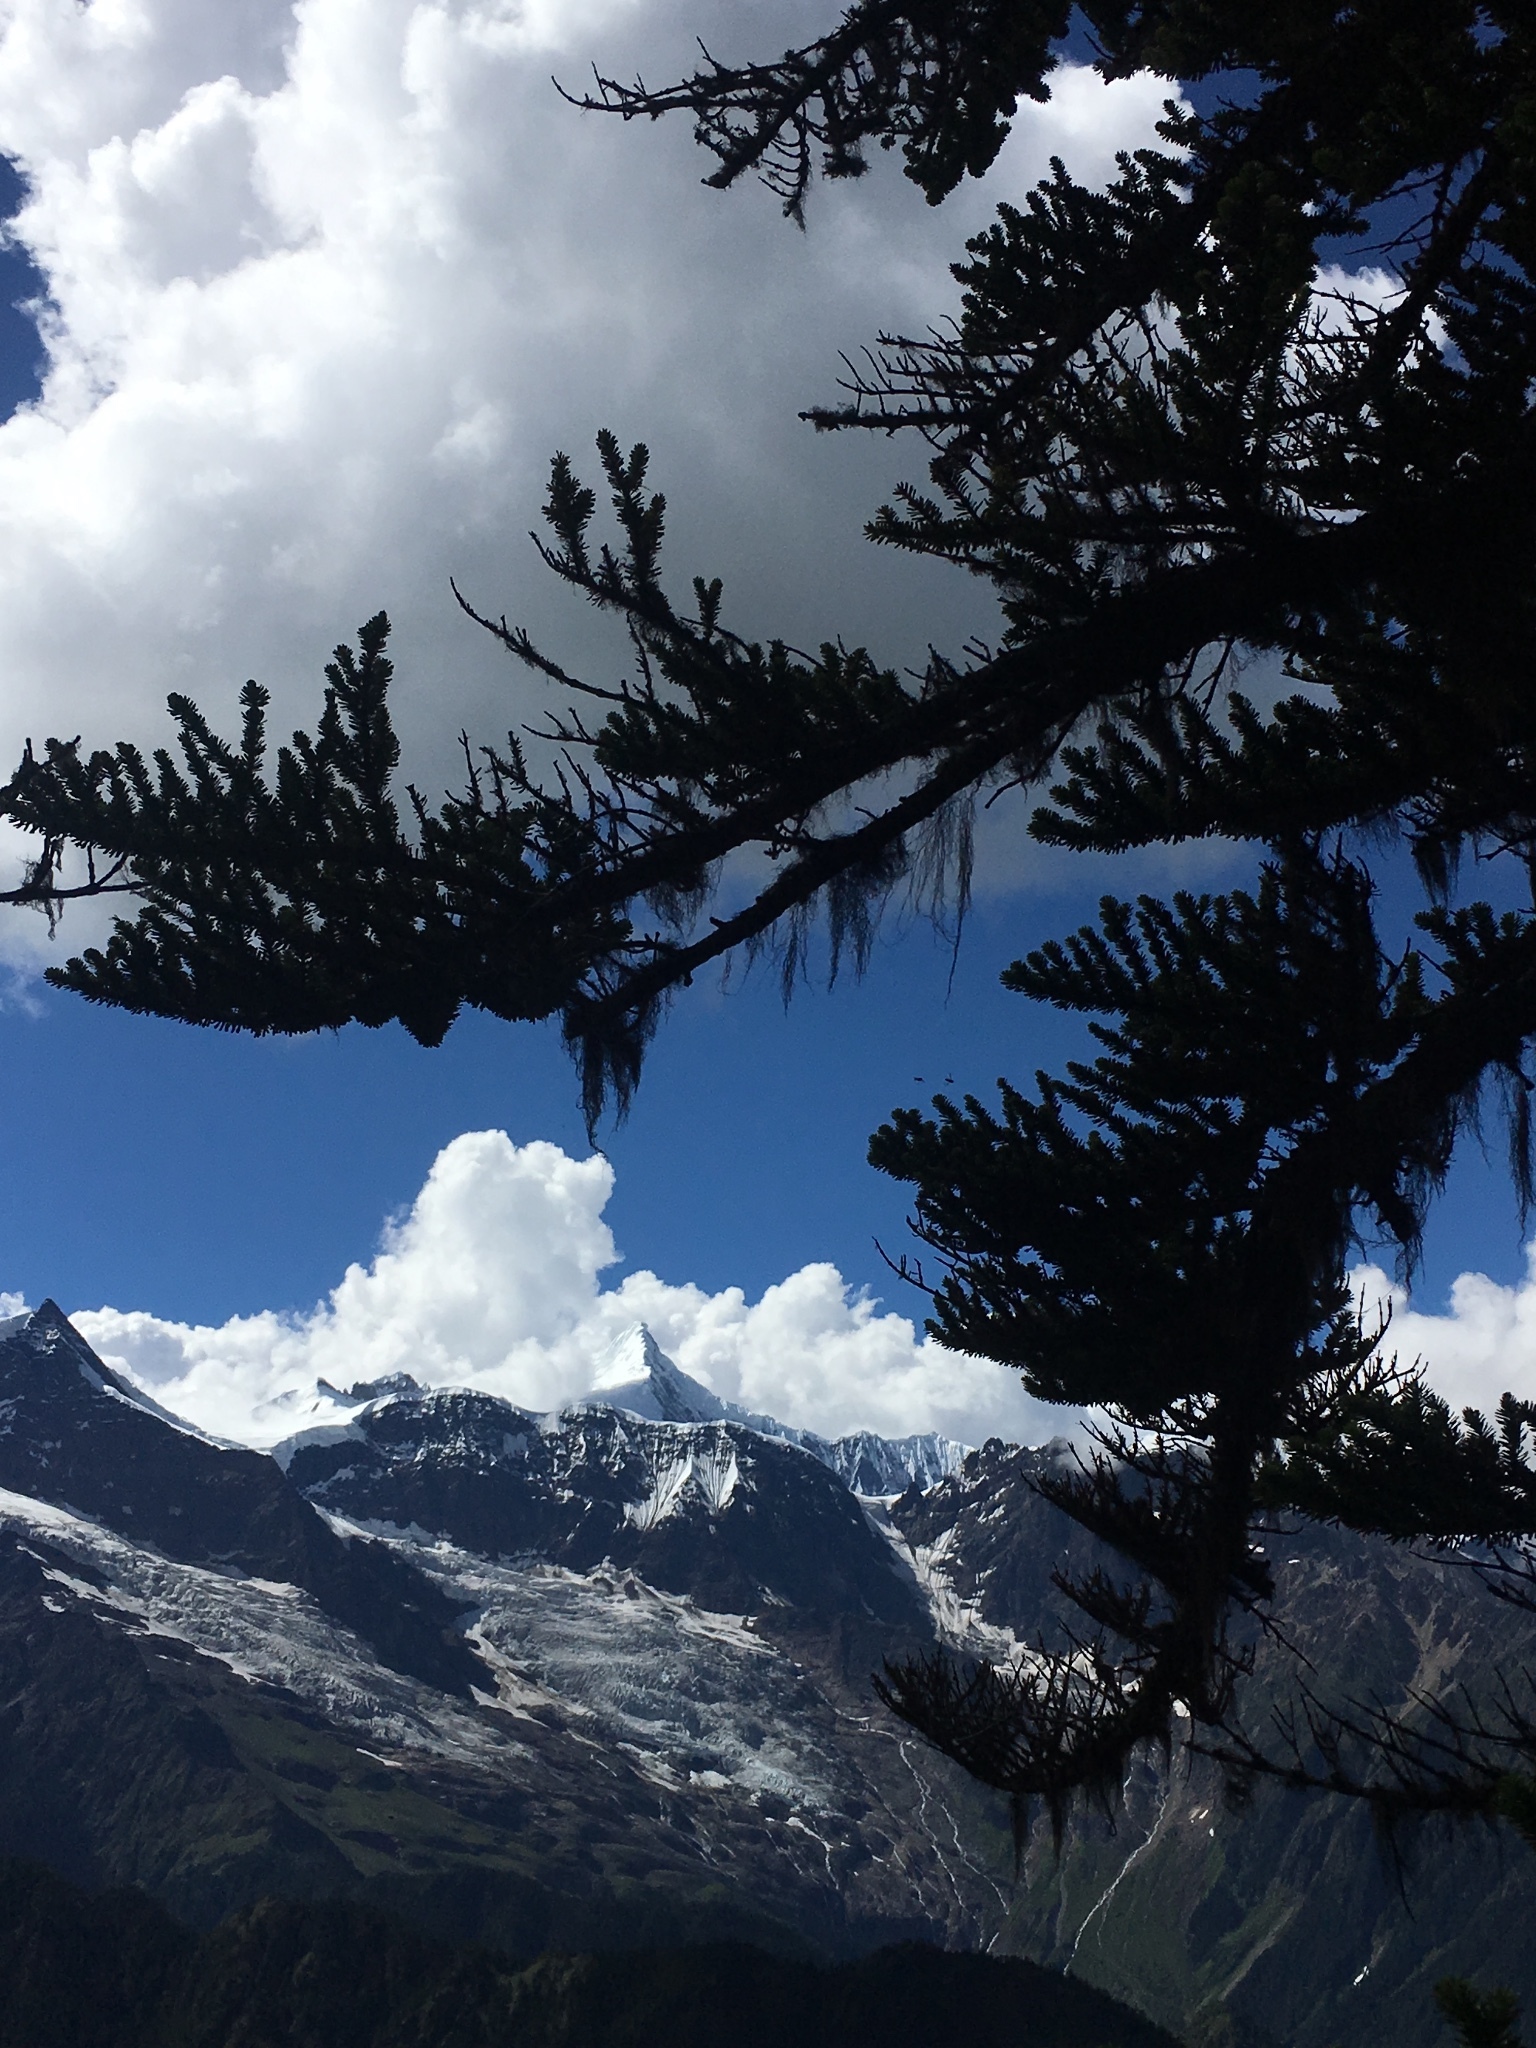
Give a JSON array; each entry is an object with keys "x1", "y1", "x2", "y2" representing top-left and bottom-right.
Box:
[
  {"x1": 0, "y1": 0, "x2": 1527, "y2": 1444},
  {"x1": 5, "y1": 870, "x2": 1525, "y2": 1327}
]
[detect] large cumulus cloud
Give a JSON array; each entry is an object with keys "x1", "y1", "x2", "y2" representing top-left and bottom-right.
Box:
[
  {"x1": 0, "y1": 0, "x2": 1175, "y2": 971},
  {"x1": 1351, "y1": 1254, "x2": 1536, "y2": 1419},
  {"x1": 68, "y1": 1127, "x2": 1059, "y2": 1446},
  {"x1": 66, "y1": 1135, "x2": 1536, "y2": 1453}
]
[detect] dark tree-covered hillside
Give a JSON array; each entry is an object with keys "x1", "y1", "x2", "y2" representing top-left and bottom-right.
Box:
[{"x1": 0, "y1": 1857, "x2": 1180, "y2": 2048}]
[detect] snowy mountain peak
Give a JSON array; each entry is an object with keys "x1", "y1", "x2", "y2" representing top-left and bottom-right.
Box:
[
  {"x1": 6, "y1": 1299, "x2": 206, "y2": 1436},
  {"x1": 21, "y1": 1297, "x2": 119, "y2": 1382},
  {"x1": 315, "y1": 1371, "x2": 423, "y2": 1406},
  {"x1": 261, "y1": 1324, "x2": 971, "y2": 1499},
  {"x1": 581, "y1": 1324, "x2": 729, "y2": 1427},
  {"x1": 576, "y1": 1324, "x2": 973, "y2": 1498}
]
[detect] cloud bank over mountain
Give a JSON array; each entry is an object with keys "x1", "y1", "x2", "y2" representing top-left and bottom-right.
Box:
[
  {"x1": 35, "y1": 1133, "x2": 1536, "y2": 1452},
  {"x1": 0, "y1": 0, "x2": 1173, "y2": 971},
  {"x1": 1352, "y1": 1255, "x2": 1536, "y2": 1418},
  {"x1": 68, "y1": 1129, "x2": 1060, "y2": 1447}
]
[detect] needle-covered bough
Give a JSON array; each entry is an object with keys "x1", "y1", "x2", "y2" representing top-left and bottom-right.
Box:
[{"x1": 8, "y1": 14, "x2": 1536, "y2": 2011}]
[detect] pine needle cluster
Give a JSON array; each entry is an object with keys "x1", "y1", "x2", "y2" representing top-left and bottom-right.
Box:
[{"x1": 6, "y1": 10, "x2": 1536, "y2": 2033}]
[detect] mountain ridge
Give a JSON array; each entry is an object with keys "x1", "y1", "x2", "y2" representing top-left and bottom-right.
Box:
[
  {"x1": 0, "y1": 1856, "x2": 1181, "y2": 2048},
  {"x1": 0, "y1": 1301, "x2": 1530, "y2": 2048},
  {"x1": 267, "y1": 1319, "x2": 975, "y2": 1505}
]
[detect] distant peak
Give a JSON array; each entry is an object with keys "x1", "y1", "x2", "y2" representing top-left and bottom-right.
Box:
[
  {"x1": 583, "y1": 1325, "x2": 728, "y2": 1427},
  {"x1": 314, "y1": 1371, "x2": 422, "y2": 1407},
  {"x1": 0, "y1": 1299, "x2": 216, "y2": 1439},
  {"x1": 594, "y1": 1322, "x2": 667, "y2": 1370},
  {"x1": 18, "y1": 1299, "x2": 109, "y2": 1367},
  {"x1": 351, "y1": 1371, "x2": 422, "y2": 1401}
]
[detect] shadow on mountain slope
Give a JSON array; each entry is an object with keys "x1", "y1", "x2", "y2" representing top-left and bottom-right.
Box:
[{"x1": 0, "y1": 1858, "x2": 1179, "y2": 2048}]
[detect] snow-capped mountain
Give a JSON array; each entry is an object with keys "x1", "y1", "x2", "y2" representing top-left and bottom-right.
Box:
[
  {"x1": 0, "y1": 1299, "x2": 487, "y2": 1698},
  {"x1": 247, "y1": 1321, "x2": 970, "y2": 1503},
  {"x1": 580, "y1": 1324, "x2": 733, "y2": 1425},
  {"x1": 575, "y1": 1323, "x2": 971, "y2": 1498},
  {"x1": 0, "y1": 1301, "x2": 1531, "y2": 2048},
  {"x1": 282, "y1": 1386, "x2": 927, "y2": 1623},
  {"x1": 0, "y1": 1300, "x2": 1004, "y2": 1956}
]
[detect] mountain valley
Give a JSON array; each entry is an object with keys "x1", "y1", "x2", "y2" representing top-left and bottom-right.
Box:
[{"x1": 0, "y1": 1302, "x2": 1530, "y2": 2046}]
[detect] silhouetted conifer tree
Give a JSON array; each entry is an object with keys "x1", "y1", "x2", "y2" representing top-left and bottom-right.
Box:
[{"x1": 5, "y1": 9, "x2": 1536, "y2": 2038}]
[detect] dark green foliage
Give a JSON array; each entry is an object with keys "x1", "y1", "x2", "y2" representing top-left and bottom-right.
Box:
[
  {"x1": 505, "y1": 1939, "x2": 1183, "y2": 2048},
  {"x1": 8, "y1": 0, "x2": 1536, "y2": 2012},
  {"x1": 573, "y1": 1, "x2": 1525, "y2": 231},
  {"x1": 0, "y1": 1857, "x2": 1180, "y2": 2048},
  {"x1": 6, "y1": 9, "x2": 1535, "y2": 1126},
  {"x1": 865, "y1": 858, "x2": 1536, "y2": 1846},
  {"x1": 572, "y1": 0, "x2": 1072, "y2": 218},
  {"x1": 1494, "y1": 1771, "x2": 1536, "y2": 1850},
  {"x1": 5, "y1": 611, "x2": 633, "y2": 1066},
  {"x1": 1437, "y1": 1980, "x2": 1525, "y2": 2048},
  {"x1": 1259, "y1": 1386, "x2": 1536, "y2": 1544},
  {"x1": 870, "y1": 855, "x2": 1443, "y2": 1412}
]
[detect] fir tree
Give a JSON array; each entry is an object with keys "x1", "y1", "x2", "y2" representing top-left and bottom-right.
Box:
[
  {"x1": 5, "y1": 10, "x2": 1536, "y2": 2039},
  {"x1": 7, "y1": 6, "x2": 1532, "y2": 1118},
  {"x1": 867, "y1": 847, "x2": 1536, "y2": 1829}
]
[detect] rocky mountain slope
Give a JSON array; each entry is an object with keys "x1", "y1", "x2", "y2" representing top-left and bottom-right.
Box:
[
  {"x1": 0, "y1": 1302, "x2": 1531, "y2": 2046},
  {"x1": 0, "y1": 1303, "x2": 1012, "y2": 1953},
  {"x1": 290, "y1": 1323, "x2": 970, "y2": 1500},
  {"x1": 890, "y1": 1441, "x2": 1536, "y2": 2048}
]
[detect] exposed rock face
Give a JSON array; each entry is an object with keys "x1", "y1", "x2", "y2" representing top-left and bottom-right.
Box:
[
  {"x1": 888, "y1": 1446, "x2": 1536, "y2": 2048},
  {"x1": 0, "y1": 1304, "x2": 485, "y2": 1697},
  {"x1": 572, "y1": 1322, "x2": 970, "y2": 1496},
  {"x1": 0, "y1": 1304, "x2": 1008, "y2": 1957},
  {"x1": 0, "y1": 1302, "x2": 1530, "y2": 2048},
  {"x1": 284, "y1": 1389, "x2": 928, "y2": 1622}
]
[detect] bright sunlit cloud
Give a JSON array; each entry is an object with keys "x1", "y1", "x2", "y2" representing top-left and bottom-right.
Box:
[
  {"x1": 63, "y1": 1128, "x2": 1059, "y2": 1448},
  {"x1": 60, "y1": 1148, "x2": 1536, "y2": 1455},
  {"x1": 1351, "y1": 1252, "x2": 1536, "y2": 1417},
  {"x1": 0, "y1": 0, "x2": 1177, "y2": 968}
]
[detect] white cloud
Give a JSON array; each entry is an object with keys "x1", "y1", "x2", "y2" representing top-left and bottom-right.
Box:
[
  {"x1": 61, "y1": 1141, "x2": 1536, "y2": 1455},
  {"x1": 67, "y1": 1126, "x2": 1060, "y2": 1447},
  {"x1": 0, "y1": 0, "x2": 1174, "y2": 959},
  {"x1": 60, "y1": 1146, "x2": 1536, "y2": 1453},
  {"x1": 1350, "y1": 1253, "x2": 1536, "y2": 1419},
  {"x1": 1312, "y1": 262, "x2": 1449, "y2": 353}
]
